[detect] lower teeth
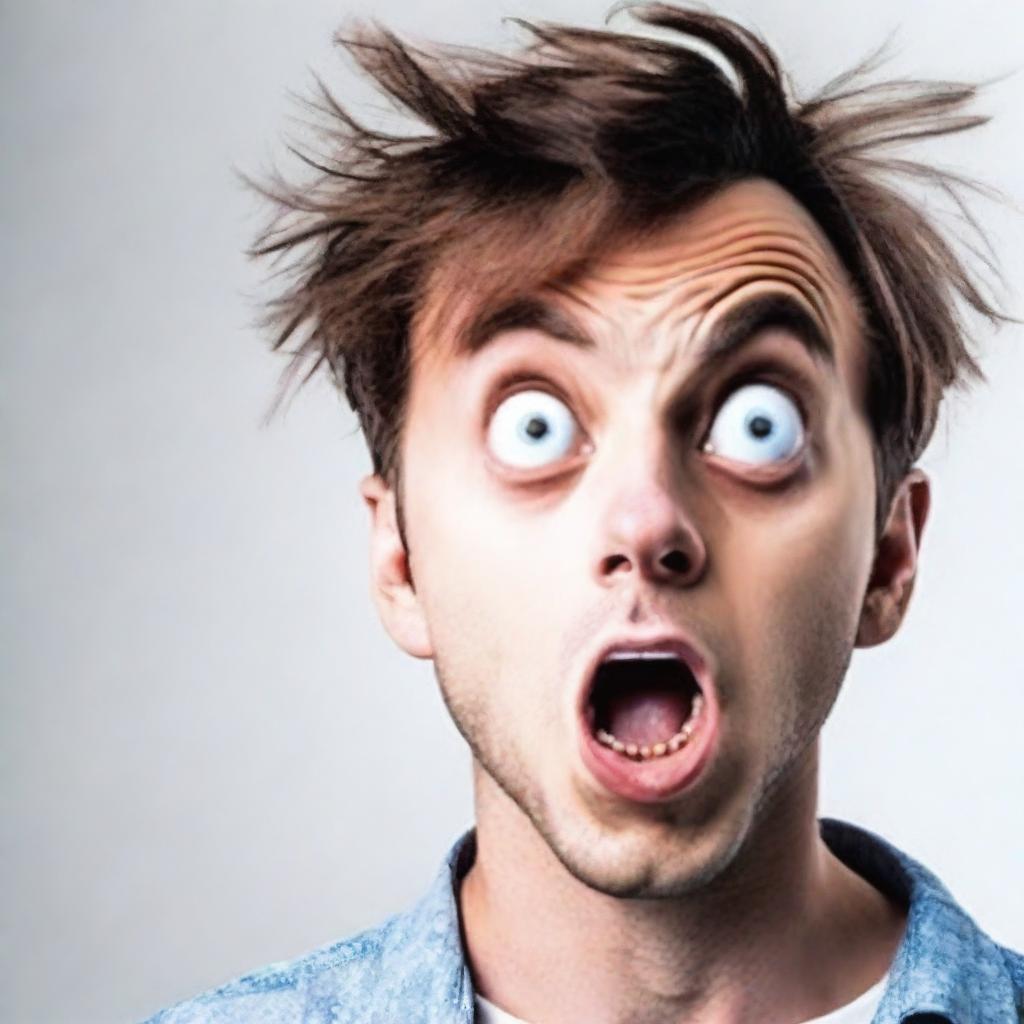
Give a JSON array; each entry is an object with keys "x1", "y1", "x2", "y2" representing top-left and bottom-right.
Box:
[{"x1": 595, "y1": 693, "x2": 704, "y2": 761}]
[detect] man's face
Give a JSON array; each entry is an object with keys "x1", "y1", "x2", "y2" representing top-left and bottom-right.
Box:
[{"x1": 391, "y1": 178, "x2": 880, "y2": 897}]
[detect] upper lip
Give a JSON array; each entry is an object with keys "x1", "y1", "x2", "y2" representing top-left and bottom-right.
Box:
[{"x1": 576, "y1": 630, "x2": 714, "y2": 722}]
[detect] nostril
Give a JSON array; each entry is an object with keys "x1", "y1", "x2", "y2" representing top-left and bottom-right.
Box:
[
  {"x1": 601, "y1": 554, "x2": 630, "y2": 576},
  {"x1": 660, "y1": 549, "x2": 691, "y2": 575}
]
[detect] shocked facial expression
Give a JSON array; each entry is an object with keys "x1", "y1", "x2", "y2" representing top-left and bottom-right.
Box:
[{"x1": 380, "y1": 178, "x2": 882, "y2": 897}]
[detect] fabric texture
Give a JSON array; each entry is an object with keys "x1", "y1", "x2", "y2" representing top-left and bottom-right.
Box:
[
  {"x1": 141, "y1": 817, "x2": 1024, "y2": 1024},
  {"x1": 476, "y1": 968, "x2": 891, "y2": 1024}
]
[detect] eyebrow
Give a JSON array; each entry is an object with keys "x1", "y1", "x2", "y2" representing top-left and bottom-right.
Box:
[
  {"x1": 698, "y1": 293, "x2": 835, "y2": 369},
  {"x1": 461, "y1": 295, "x2": 594, "y2": 353},
  {"x1": 458, "y1": 291, "x2": 835, "y2": 368}
]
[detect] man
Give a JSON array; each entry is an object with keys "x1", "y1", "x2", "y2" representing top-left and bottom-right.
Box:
[{"x1": 144, "y1": 3, "x2": 1023, "y2": 1022}]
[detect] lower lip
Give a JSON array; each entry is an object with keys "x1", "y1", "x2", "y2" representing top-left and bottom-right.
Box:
[{"x1": 577, "y1": 689, "x2": 719, "y2": 804}]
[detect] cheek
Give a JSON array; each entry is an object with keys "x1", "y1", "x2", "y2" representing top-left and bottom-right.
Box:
[
  {"x1": 711, "y1": 442, "x2": 876, "y2": 712},
  {"x1": 411, "y1": 485, "x2": 543, "y2": 630},
  {"x1": 403, "y1": 432, "x2": 568, "y2": 711},
  {"x1": 404, "y1": 384, "x2": 575, "y2": 621}
]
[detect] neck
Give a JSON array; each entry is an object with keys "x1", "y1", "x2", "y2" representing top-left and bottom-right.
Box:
[{"x1": 458, "y1": 743, "x2": 904, "y2": 1024}]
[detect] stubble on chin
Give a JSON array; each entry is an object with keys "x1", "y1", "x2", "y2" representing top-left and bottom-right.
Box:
[{"x1": 435, "y1": 657, "x2": 744, "y2": 900}]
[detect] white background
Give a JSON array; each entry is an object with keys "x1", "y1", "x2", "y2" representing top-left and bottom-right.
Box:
[{"x1": 3, "y1": 2, "x2": 1022, "y2": 1021}]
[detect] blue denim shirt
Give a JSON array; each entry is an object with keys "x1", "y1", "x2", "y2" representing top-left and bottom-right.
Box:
[{"x1": 143, "y1": 817, "x2": 1023, "y2": 1023}]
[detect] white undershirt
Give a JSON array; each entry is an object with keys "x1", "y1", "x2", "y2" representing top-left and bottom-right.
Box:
[{"x1": 475, "y1": 970, "x2": 890, "y2": 1024}]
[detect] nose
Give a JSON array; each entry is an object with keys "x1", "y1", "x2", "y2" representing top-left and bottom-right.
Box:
[{"x1": 592, "y1": 441, "x2": 707, "y2": 590}]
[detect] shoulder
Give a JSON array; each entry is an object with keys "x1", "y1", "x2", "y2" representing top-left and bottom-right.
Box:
[
  {"x1": 997, "y1": 941, "x2": 1024, "y2": 1004},
  {"x1": 139, "y1": 829, "x2": 477, "y2": 1024},
  {"x1": 139, "y1": 912, "x2": 406, "y2": 1024}
]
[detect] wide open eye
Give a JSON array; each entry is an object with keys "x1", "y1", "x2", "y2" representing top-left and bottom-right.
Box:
[
  {"x1": 487, "y1": 388, "x2": 580, "y2": 469},
  {"x1": 704, "y1": 382, "x2": 804, "y2": 466}
]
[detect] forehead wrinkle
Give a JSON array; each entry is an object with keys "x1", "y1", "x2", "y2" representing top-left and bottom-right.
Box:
[
  {"x1": 683, "y1": 258, "x2": 838, "y2": 331},
  {"x1": 588, "y1": 256, "x2": 842, "y2": 363},
  {"x1": 527, "y1": 191, "x2": 856, "y2": 369},
  {"x1": 547, "y1": 271, "x2": 841, "y2": 375},
  {"x1": 625, "y1": 247, "x2": 838, "y2": 302},
  {"x1": 577, "y1": 224, "x2": 846, "y2": 333},
  {"x1": 615, "y1": 250, "x2": 838, "y2": 317},
  {"x1": 602, "y1": 236, "x2": 841, "y2": 302},
  {"x1": 581, "y1": 213, "x2": 838, "y2": 285}
]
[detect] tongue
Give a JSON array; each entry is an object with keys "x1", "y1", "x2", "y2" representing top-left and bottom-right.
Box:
[{"x1": 606, "y1": 688, "x2": 690, "y2": 746}]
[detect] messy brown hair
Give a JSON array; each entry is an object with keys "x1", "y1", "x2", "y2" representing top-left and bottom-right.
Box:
[{"x1": 246, "y1": 1, "x2": 1007, "y2": 543}]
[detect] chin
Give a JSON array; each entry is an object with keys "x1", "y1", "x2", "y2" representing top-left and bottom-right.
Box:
[
  {"x1": 553, "y1": 838, "x2": 736, "y2": 900},
  {"x1": 535, "y1": 802, "x2": 751, "y2": 901}
]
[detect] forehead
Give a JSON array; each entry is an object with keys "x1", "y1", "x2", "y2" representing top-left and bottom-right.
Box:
[
  {"x1": 568, "y1": 179, "x2": 853, "y2": 346},
  {"x1": 414, "y1": 177, "x2": 863, "y2": 380}
]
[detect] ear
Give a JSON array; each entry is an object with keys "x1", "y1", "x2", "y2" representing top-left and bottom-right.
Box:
[
  {"x1": 359, "y1": 473, "x2": 433, "y2": 660},
  {"x1": 855, "y1": 468, "x2": 931, "y2": 648}
]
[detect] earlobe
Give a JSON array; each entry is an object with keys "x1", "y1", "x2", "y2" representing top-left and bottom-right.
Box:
[
  {"x1": 855, "y1": 469, "x2": 931, "y2": 648},
  {"x1": 359, "y1": 473, "x2": 434, "y2": 660}
]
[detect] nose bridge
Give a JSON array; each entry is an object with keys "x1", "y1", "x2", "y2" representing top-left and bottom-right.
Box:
[{"x1": 591, "y1": 407, "x2": 707, "y2": 587}]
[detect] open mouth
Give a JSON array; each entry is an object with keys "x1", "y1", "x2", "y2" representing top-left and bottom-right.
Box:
[
  {"x1": 586, "y1": 653, "x2": 705, "y2": 760},
  {"x1": 576, "y1": 638, "x2": 718, "y2": 803}
]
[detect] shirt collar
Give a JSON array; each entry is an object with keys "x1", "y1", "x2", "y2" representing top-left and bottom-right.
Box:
[
  {"x1": 819, "y1": 817, "x2": 1019, "y2": 1024},
  {"x1": 391, "y1": 818, "x2": 1017, "y2": 1024},
  {"x1": 370, "y1": 826, "x2": 478, "y2": 1023}
]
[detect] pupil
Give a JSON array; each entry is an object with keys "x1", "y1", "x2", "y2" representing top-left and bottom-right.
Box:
[
  {"x1": 524, "y1": 416, "x2": 548, "y2": 440},
  {"x1": 748, "y1": 414, "x2": 773, "y2": 439}
]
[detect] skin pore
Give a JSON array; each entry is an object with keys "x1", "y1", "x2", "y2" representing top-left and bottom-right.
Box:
[{"x1": 361, "y1": 178, "x2": 928, "y2": 1024}]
